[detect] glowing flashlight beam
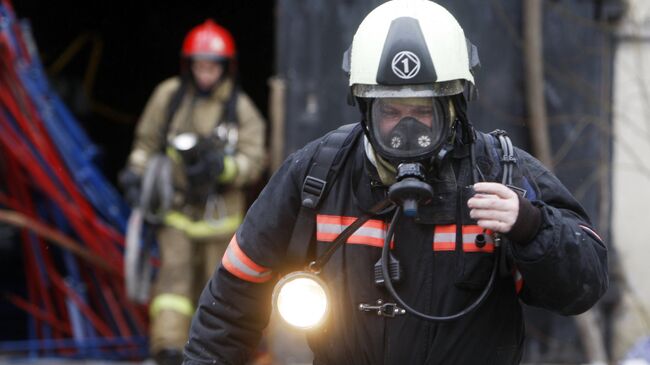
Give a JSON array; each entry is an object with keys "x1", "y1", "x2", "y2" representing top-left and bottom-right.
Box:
[{"x1": 274, "y1": 273, "x2": 329, "y2": 329}]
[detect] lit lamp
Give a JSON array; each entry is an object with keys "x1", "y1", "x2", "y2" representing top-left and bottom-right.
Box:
[
  {"x1": 271, "y1": 200, "x2": 394, "y2": 330},
  {"x1": 271, "y1": 198, "x2": 395, "y2": 330},
  {"x1": 171, "y1": 132, "x2": 198, "y2": 153},
  {"x1": 272, "y1": 268, "x2": 330, "y2": 330}
]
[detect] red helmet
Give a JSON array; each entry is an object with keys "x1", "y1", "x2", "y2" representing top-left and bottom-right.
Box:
[{"x1": 181, "y1": 19, "x2": 236, "y2": 60}]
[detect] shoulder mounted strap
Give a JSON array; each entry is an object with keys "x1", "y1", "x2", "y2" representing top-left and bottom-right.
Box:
[
  {"x1": 286, "y1": 123, "x2": 362, "y2": 268},
  {"x1": 488, "y1": 129, "x2": 526, "y2": 197},
  {"x1": 301, "y1": 123, "x2": 359, "y2": 208},
  {"x1": 160, "y1": 80, "x2": 189, "y2": 153},
  {"x1": 489, "y1": 129, "x2": 515, "y2": 186},
  {"x1": 222, "y1": 82, "x2": 239, "y2": 125}
]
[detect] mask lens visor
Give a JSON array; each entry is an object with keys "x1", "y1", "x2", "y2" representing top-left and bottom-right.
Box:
[{"x1": 370, "y1": 97, "x2": 447, "y2": 160}]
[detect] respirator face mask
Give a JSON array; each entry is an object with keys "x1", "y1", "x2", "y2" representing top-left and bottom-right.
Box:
[{"x1": 368, "y1": 97, "x2": 450, "y2": 165}]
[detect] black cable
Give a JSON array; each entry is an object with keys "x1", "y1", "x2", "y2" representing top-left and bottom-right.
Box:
[
  {"x1": 381, "y1": 206, "x2": 500, "y2": 322},
  {"x1": 469, "y1": 130, "x2": 480, "y2": 184},
  {"x1": 497, "y1": 134, "x2": 514, "y2": 186},
  {"x1": 504, "y1": 135, "x2": 514, "y2": 185}
]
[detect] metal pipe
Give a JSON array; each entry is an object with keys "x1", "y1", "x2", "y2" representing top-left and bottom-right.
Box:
[{"x1": 523, "y1": 0, "x2": 553, "y2": 167}]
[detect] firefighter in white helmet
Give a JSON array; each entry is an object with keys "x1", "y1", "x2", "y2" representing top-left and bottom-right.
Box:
[{"x1": 183, "y1": 1, "x2": 607, "y2": 364}]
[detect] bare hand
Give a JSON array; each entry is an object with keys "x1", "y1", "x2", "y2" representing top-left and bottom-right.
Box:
[{"x1": 467, "y1": 182, "x2": 519, "y2": 233}]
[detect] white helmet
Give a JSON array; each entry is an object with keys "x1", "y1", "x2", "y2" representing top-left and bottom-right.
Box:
[{"x1": 348, "y1": 0, "x2": 476, "y2": 98}]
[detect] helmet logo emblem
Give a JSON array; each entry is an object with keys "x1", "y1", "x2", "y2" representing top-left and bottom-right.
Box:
[{"x1": 391, "y1": 51, "x2": 420, "y2": 79}]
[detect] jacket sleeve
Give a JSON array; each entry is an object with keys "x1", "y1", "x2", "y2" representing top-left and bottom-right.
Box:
[
  {"x1": 511, "y1": 148, "x2": 609, "y2": 315},
  {"x1": 229, "y1": 92, "x2": 267, "y2": 187},
  {"x1": 126, "y1": 78, "x2": 180, "y2": 174},
  {"x1": 183, "y1": 144, "x2": 312, "y2": 365}
]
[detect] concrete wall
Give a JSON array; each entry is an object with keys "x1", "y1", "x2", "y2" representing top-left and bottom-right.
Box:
[{"x1": 613, "y1": 0, "x2": 650, "y2": 359}]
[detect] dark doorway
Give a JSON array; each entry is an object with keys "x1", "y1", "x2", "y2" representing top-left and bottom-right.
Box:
[{"x1": 12, "y1": 0, "x2": 274, "y2": 184}]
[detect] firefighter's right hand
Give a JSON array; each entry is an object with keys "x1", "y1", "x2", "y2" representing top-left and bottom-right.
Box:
[
  {"x1": 467, "y1": 182, "x2": 519, "y2": 234},
  {"x1": 118, "y1": 168, "x2": 142, "y2": 208}
]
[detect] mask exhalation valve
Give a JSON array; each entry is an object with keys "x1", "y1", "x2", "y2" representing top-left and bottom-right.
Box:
[{"x1": 387, "y1": 162, "x2": 433, "y2": 217}]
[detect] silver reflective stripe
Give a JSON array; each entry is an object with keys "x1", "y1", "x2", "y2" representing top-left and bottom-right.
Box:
[
  {"x1": 579, "y1": 225, "x2": 603, "y2": 243},
  {"x1": 225, "y1": 245, "x2": 272, "y2": 279},
  {"x1": 462, "y1": 233, "x2": 494, "y2": 244},
  {"x1": 434, "y1": 232, "x2": 455, "y2": 242},
  {"x1": 434, "y1": 233, "x2": 495, "y2": 244},
  {"x1": 317, "y1": 223, "x2": 386, "y2": 240}
]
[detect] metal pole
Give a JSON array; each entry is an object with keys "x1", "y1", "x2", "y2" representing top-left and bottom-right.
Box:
[{"x1": 523, "y1": 0, "x2": 553, "y2": 167}]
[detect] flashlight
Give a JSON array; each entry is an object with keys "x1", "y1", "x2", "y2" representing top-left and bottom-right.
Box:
[
  {"x1": 171, "y1": 132, "x2": 198, "y2": 152},
  {"x1": 271, "y1": 200, "x2": 394, "y2": 330},
  {"x1": 272, "y1": 269, "x2": 330, "y2": 330}
]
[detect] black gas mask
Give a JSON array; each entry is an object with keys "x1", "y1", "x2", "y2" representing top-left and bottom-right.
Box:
[
  {"x1": 385, "y1": 117, "x2": 434, "y2": 151},
  {"x1": 368, "y1": 97, "x2": 449, "y2": 164},
  {"x1": 366, "y1": 97, "x2": 451, "y2": 216}
]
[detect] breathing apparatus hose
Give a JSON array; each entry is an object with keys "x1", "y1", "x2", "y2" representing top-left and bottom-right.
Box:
[
  {"x1": 124, "y1": 154, "x2": 172, "y2": 303},
  {"x1": 125, "y1": 208, "x2": 153, "y2": 304},
  {"x1": 381, "y1": 205, "x2": 500, "y2": 322},
  {"x1": 139, "y1": 154, "x2": 174, "y2": 224}
]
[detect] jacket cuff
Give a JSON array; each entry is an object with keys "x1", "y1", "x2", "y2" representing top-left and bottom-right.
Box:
[{"x1": 505, "y1": 196, "x2": 542, "y2": 245}]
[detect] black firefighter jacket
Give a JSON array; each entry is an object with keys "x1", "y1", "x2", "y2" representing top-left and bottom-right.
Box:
[{"x1": 183, "y1": 123, "x2": 608, "y2": 365}]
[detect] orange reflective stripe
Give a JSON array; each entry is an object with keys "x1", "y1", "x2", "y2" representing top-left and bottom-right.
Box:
[
  {"x1": 317, "y1": 215, "x2": 386, "y2": 230},
  {"x1": 433, "y1": 243, "x2": 493, "y2": 252},
  {"x1": 316, "y1": 232, "x2": 385, "y2": 247},
  {"x1": 433, "y1": 224, "x2": 455, "y2": 251},
  {"x1": 433, "y1": 225, "x2": 495, "y2": 253},
  {"x1": 435, "y1": 224, "x2": 456, "y2": 234},
  {"x1": 433, "y1": 241, "x2": 455, "y2": 251},
  {"x1": 462, "y1": 243, "x2": 494, "y2": 253},
  {"x1": 462, "y1": 225, "x2": 484, "y2": 234},
  {"x1": 463, "y1": 226, "x2": 494, "y2": 253},
  {"x1": 316, "y1": 215, "x2": 392, "y2": 248},
  {"x1": 222, "y1": 235, "x2": 273, "y2": 283}
]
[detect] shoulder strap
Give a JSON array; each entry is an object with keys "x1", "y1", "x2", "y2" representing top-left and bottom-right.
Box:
[
  {"x1": 160, "y1": 80, "x2": 189, "y2": 153},
  {"x1": 482, "y1": 129, "x2": 531, "y2": 198},
  {"x1": 285, "y1": 123, "x2": 362, "y2": 268},
  {"x1": 222, "y1": 83, "x2": 239, "y2": 125},
  {"x1": 488, "y1": 129, "x2": 531, "y2": 196},
  {"x1": 301, "y1": 123, "x2": 359, "y2": 208},
  {"x1": 486, "y1": 129, "x2": 521, "y2": 278},
  {"x1": 488, "y1": 129, "x2": 516, "y2": 186}
]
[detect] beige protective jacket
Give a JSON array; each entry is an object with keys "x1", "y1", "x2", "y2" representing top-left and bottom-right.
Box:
[{"x1": 126, "y1": 76, "x2": 266, "y2": 239}]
